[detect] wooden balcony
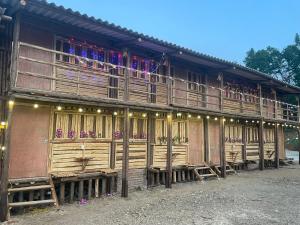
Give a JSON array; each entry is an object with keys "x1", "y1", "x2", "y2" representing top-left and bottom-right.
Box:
[{"x1": 14, "y1": 42, "x2": 299, "y2": 123}]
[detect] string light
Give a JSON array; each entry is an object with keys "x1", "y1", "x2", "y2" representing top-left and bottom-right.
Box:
[
  {"x1": 167, "y1": 114, "x2": 171, "y2": 119},
  {"x1": 97, "y1": 109, "x2": 102, "y2": 113},
  {"x1": 206, "y1": 116, "x2": 210, "y2": 119},
  {"x1": 257, "y1": 121, "x2": 259, "y2": 124},
  {"x1": 1, "y1": 146, "x2": 5, "y2": 151},
  {"x1": 8, "y1": 100, "x2": 14, "y2": 106},
  {"x1": 230, "y1": 118, "x2": 234, "y2": 122},
  {"x1": 188, "y1": 114, "x2": 192, "y2": 118},
  {"x1": 57, "y1": 106, "x2": 62, "y2": 111},
  {"x1": 129, "y1": 112, "x2": 133, "y2": 117},
  {"x1": 113, "y1": 111, "x2": 118, "y2": 116},
  {"x1": 252, "y1": 120, "x2": 254, "y2": 123},
  {"x1": 33, "y1": 104, "x2": 39, "y2": 109},
  {"x1": 223, "y1": 118, "x2": 226, "y2": 122},
  {"x1": 246, "y1": 120, "x2": 248, "y2": 123},
  {"x1": 1, "y1": 121, "x2": 6, "y2": 126},
  {"x1": 78, "y1": 108, "x2": 83, "y2": 112},
  {"x1": 214, "y1": 117, "x2": 218, "y2": 121},
  {"x1": 155, "y1": 113, "x2": 159, "y2": 117},
  {"x1": 142, "y1": 113, "x2": 147, "y2": 118},
  {"x1": 177, "y1": 112, "x2": 182, "y2": 117},
  {"x1": 197, "y1": 115, "x2": 201, "y2": 119}
]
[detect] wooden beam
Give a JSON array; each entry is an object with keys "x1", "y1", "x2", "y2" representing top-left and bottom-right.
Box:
[
  {"x1": 220, "y1": 116, "x2": 226, "y2": 178},
  {"x1": 204, "y1": 117, "x2": 209, "y2": 163},
  {"x1": 166, "y1": 112, "x2": 172, "y2": 188},
  {"x1": 259, "y1": 119, "x2": 264, "y2": 170},
  {"x1": 274, "y1": 123, "x2": 279, "y2": 169},
  {"x1": 219, "y1": 72, "x2": 224, "y2": 112},
  {"x1": 121, "y1": 107, "x2": 129, "y2": 197},
  {"x1": 10, "y1": 12, "x2": 20, "y2": 90},
  {"x1": 258, "y1": 84, "x2": 263, "y2": 117}
]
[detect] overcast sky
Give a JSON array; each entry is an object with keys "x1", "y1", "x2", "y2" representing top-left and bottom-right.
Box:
[{"x1": 48, "y1": 0, "x2": 299, "y2": 64}]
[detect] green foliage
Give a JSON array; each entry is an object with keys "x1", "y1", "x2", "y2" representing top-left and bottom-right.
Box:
[{"x1": 244, "y1": 33, "x2": 300, "y2": 86}]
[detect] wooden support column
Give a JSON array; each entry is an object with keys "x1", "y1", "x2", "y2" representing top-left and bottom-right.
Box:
[
  {"x1": 242, "y1": 125, "x2": 246, "y2": 161},
  {"x1": 220, "y1": 116, "x2": 226, "y2": 178},
  {"x1": 166, "y1": 112, "x2": 173, "y2": 188},
  {"x1": 273, "y1": 89, "x2": 277, "y2": 119},
  {"x1": 121, "y1": 107, "x2": 129, "y2": 197},
  {"x1": 258, "y1": 119, "x2": 264, "y2": 170},
  {"x1": 110, "y1": 115, "x2": 116, "y2": 169},
  {"x1": 0, "y1": 12, "x2": 19, "y2": 223},
  {"x1": 146, "y1": 113, "x2": 152, "y2": 186},
  {"x1": 204, "y1": 117, "x2": 209, "y2": 163},
  {"x1": 274, "y1": 124, "x2": 279, "y2": 169},
  {"x1": 258, "y1": 84, "x2": 263, "y2": 117},
  {"x1": 203, "y1": 74, "x2": 208, "y2": 108}
]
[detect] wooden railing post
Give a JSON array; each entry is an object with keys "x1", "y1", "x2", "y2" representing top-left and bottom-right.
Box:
[
  {"x1": 124, "y1": 49, "x2": 130, "y2": 102},
  {"x1": 242, "y1": 125, "x2": 246, "y2": 161},
  {"x1": 258, "y1": 118, "x2": 264, "y2": 170},
  {"x1": 219, "y1": 72, "x2": 224, "y2": 112},
  {"x1": 258, "y1": 84, "x2": 263, "y2": 117},
  {"x1": 204, "y1": 74, "x2": 208, "y2": 108},
  {"x1": 166, "y1": 112, "x2": 173, "y2": 188},
  {"x1": 167, "y1": 57, "x2": 172, "y2": 106},
  {"x1": 121, "y1": 107, "x2": 129, "y2": 197},
  {"x1": 273, "y1": 89, "x2": 277, "y2": 119},
  {"x1": 220, "y1": 116, "x2": 226, "y2": 178},
  {"x1": 10, "y1": 12, "x2": 20, "y2": 90},
  {"x1": 110, "y1": 115, "x2": 116, "y2": 169}
]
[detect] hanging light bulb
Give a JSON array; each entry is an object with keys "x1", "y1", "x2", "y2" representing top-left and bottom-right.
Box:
[
  {"x1": 197, "y1": 115, "x2": 201, "y2": 119},
  {"x1": 214, "y1": 117, "x2": 218, "y2": 121},
  {"x1": 129, "y1": 112, "x2": 133, "y2": 117},
  {"x1": 230, "y1": 118, "x2": 234, "y2": 122},
  {"x1": 113, "y1": 111, "x2": 118, "y2": 116},
  {"x1": 177, "y1": 112, "x2": 182, "y2": 117},
  {"x1": 142, "y1": 113, "x2": 147, "y2": 118},
  {"x1": 223, "y1": 118, "x2": 226, "y2": 122},
  {"x1": 188, "y1": 114, "x2": 192, "y2": 118},
  {"x1": 33, "y1": 104, "x2": 39, "y2": 109},
  {"x1": 8, "y1": 100, "x2": 14, "y2": 106},
  {"x1": 245, "y1": 120, "x2": 248, "y2": 123},
  {"x1": 206, "y1": 115, "x2": 210, "y2": 119},
  {"x1": 57, "y1": 106, "x2": 62, "y2": 111},
  {"x1": 155, "y1": 113, "x2": 159, "y2": 117},
  {"x1": 78, "y1": 108, "x2": 83, "y2": 113},
  {"x1": 97, "y1": 109, "x2": 102, "y2": 113}
]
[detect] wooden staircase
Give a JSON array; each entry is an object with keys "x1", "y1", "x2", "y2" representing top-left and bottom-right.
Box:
[
  {"x1": 8, "y1": 176, "x2": 59, "y2": 216},
  {"x1": 193, "y1": 163, "x2": 219, "y2": 181},
  {"x1": 213, "y1": 163, "x2": 237, "y2": 176}
]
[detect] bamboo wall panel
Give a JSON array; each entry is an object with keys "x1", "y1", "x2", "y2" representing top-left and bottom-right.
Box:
[
  {"x1": 225, "y1": 143, "x2": 243, "y2": 163},
  {"x1": 173, "y1": 79, "x2": 187, "y2": 105},
  {"x1": 243, "y1": 102, "x2": 258, "y2": 115},
  {"x1": 152, "y1": 145, "x2": 188, "y2": 168},
  {"x1": 188, "y1": 120, "x2": 204, "y2": 164},
  {"x1": 264, "y1": 143, "x2": 275, "y2": 160},
  {"x1": 209, "y1": 120, "x2": 220, "y2": 164},
  {"x1": 115, "y1": 143, "x2": 147, "y2": 169},
  {"x1": 223, "y1": 99, "x2": 240, "y2": 114},
  {"x1": 246, "y1": 143, "x2": 259, "y2": 160},
  {"x1": 207, "y1": 78, "x2": 220, "y2": 111},
  {"x1": 51, "y1": 142, "x2": 110, "y2": 173},
  {"x1": 129, "y1": 77, "x2": 148, "y2": 103},
  {"x1": 156, "y1": 83, "x2": 168, "y2": 105},
  {"x1": 278, "y1": 127, "x2": 285, "y2": 159}
]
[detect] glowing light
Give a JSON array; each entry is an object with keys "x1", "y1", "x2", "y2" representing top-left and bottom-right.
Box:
[
  {"x1": 78, "y1": 108, "x2": 83, "y2": 113},
  {"x1": 230, "y1": 118, "x2": 234, "y2": 122},
  {"x1": 33, "y1": 104, "x2": 39, "y2": 109},
  {"x1": 206, "y1": 116, "x2": 210, "y2": 119},
  {"x1": 246, "y1": 120, "x2": 248, "y2": 123},
  {"x1": 0, "y1": 121, "x2": 6, "y2": 126},
  {"x1": 252, "y1": 120, "x2": 255, "y2": 123},
  {"x1": 97, "y1": 109, "x2": 102, "y2": 113},
  {"x1": 223, "y1": 118, "x2": 226, "y2": 122},
  {"x1": 8, "y1": 100, "x2": 14, "y2": 106},
  {"x1": 129, "y1": 112, "x2": 133, "y2": 117},
  {"x1": 142, "y1": 113, "x2": 147, "y2": 118},
  {"x1": 1, "y1": 146, "x2": 5, "y2": 151},
  {"x1": 188, "y1": 114, "x2": 192, "y2": 118},
  {"x1": 155, "y1": 113, "x2": 159, "y2": 117},
  {"x1": 57, "y1": 106, "x2": 62, "y2": 111},
  {"x1": 197, "y1": 115, "x2": 201, "y2": 119},
  {"x1": 177, "y1": 112, "x2": 182, "y2": 117},
  {"x1": 214, "y1": 117, "x2": 218, "y2": 121},
  {"x1": 113, "y1": 112, "x2": 118, "y2": 116}
]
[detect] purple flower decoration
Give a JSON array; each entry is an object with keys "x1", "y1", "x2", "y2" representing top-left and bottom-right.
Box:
[
  {"x1": 80, "y1": 131, "x2": 88, "y2": 138},
  {"x1": 68, "y1": 130, "x2": 75, "y2": 139},
  {"x1": 113, "y1": 131, "x2": 123, "y2": 139},
  {"x1": 56, "y1": 128, "x2": 63, "y2": 138}
]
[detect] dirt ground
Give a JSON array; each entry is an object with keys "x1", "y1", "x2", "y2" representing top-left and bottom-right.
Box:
[{"x1": 3, "y1": 164, "x2": 300, "y2": 225}]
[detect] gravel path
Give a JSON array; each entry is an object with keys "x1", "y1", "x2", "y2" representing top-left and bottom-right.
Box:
[{"x1": 3, "y1": 164, "x2": 300, "y2": 225}]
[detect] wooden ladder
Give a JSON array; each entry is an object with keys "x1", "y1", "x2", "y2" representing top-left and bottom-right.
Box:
[
  {"x1": 8, "y1": 176, "x2": 59, "y2": 217},
  {"x1": 193, "y1": 163, "x2": 219, "y2": 181}
]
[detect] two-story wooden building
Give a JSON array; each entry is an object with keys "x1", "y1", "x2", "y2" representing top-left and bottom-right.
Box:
[{"x1": 1, "y1": 0, "x2": 300, "y2": 221}]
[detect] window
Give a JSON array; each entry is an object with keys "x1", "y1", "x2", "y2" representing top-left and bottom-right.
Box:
[{"x1": 188, "y1": 72, "x2": 198, "y2": 91}]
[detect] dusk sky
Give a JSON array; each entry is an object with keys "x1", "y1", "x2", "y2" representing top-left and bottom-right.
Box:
[{"x1": 48, "y1": 0, "x2": 299, "y2": 64}]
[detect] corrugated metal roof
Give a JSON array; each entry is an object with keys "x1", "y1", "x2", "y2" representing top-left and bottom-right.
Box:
[{"x1": 2, "y1": 0, "x2": 300, "y2": 93}]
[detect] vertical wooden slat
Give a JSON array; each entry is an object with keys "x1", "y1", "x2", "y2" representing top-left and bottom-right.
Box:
[
  {"x1": 111, "y1": 115, "x2": 116, "y2": 169},
  {"x1": 79, "y1": 180, "x2": 84, "y2": 200},
  {"x1": 242, "y1": 125, "x2": 246, "y2": 161},
  {"x1": 59, "y1": 183, "x2": 65, "y2": 203},
  {"x1": 88, "y1": 179, "x2": 92, "y2": 199},
  {"x1": 121, "y1": 107, "x2": 129, "y2": 197},
  {"x1": 95, "y1": 179, "x2": 99, "y2": 198},
  {"x1": 101, "y1": 178, "x2": 106, "y2": 195},
  {"x1": 259, "y1": 119, "x2": 264, "y2": 170},
  {"x1": 166, "y1": 112, "x2": 173, "y2": 188}
]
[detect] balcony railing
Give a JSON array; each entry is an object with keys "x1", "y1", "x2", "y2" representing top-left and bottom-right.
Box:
[{"x1": 14, "y1": 42, "x2": 299, "y2": 123}]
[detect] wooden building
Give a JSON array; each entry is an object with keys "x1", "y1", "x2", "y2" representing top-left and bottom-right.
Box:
[{"x1": 0, "y1": 0, "x2": 300, "y2": 221}]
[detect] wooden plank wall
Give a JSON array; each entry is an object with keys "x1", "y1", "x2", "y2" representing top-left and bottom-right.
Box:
[
  {"x1": 209, "y1": 120, "x2": 220, "y2": 164},
  {"x1": 51, "y1": 142, "x2": 111, "y2": 173},
  {"x1": 224, "y1": 124, "x2": 243, "y2": 163},
  {"x1": 115, "y1": 143, "x2": 147, "y2": 169},
  {"x1": 264, "y1": 127, "x2": 275, "y2": 160},
  {"x1": 152, "y1": 145, "x2": 188, "y2": 168},
  {"x1": 188, "y1": 119, "x2": 204, "y2": 164},
  {"x1": 245, "y1": 126, "x2": 260, "y2": 160}
]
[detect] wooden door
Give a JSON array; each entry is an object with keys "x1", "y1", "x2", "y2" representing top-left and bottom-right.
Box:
[
  {"x1": 209, "y1": 120, "x2": 220, "y2": 164},
  {"x1": 188, "y1": 120, "x2": 204, "y2": 165}
]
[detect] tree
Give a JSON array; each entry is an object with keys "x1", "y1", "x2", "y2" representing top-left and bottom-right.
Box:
[{"x1": 244, "y1": 33, "x2": 300, "y2": 86}]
